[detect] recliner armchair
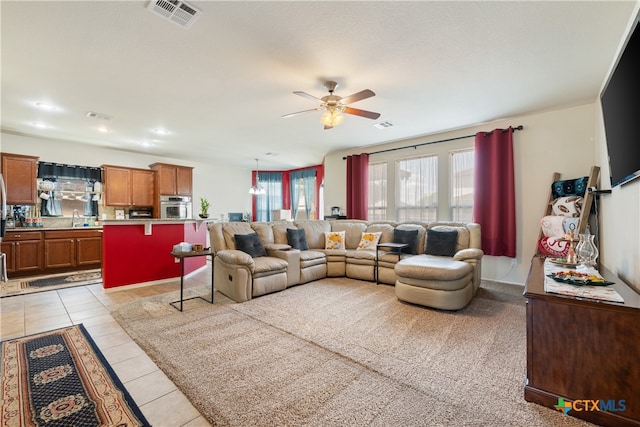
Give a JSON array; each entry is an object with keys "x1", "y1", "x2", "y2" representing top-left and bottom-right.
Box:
[{"x1": 209, "y1": 222, "x2": 290, "y2": 302}]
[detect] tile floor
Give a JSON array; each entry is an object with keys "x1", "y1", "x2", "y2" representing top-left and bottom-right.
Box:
[{"x1": 0, "y1": 265, "x2": 214, "y2": 427}]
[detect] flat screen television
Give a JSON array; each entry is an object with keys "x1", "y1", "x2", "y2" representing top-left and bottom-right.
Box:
[{"x1": 600, "y1": 15, "x2": 640, "y2": 187}]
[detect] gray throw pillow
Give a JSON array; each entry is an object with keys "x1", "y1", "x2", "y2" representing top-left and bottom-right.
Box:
[
  {"x1": 425, "y1": 229, "x2": 458, "y2": 257},
  {"x1": 393, "y1": 229, "x2": 419, "y2": 254},
  {"x1": 287, "y1": 228, "x2": 309, "y2": 250},
  {"x1": 234, "y1": 232, "x2": 266, "y2": 258}
]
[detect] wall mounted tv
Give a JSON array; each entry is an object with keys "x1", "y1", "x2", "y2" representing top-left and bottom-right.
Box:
[{"x1": 600, "y1": 15, "x2": 640, "y2": 187}]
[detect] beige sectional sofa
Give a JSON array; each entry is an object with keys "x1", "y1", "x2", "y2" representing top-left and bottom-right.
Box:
[{"x1": 208, "y1": 219, "x2": 483, "y2": 310}]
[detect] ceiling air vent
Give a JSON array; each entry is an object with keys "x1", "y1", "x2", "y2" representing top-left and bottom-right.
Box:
[
  {"x1": 147, "y1": 0, "x2": 202, "y2": 29},
  {"x1": 86, "y1": 111, "x2": 112, "y2": 121},
  {"x1": 374, "y1": 121, "x2": 394, "y2": 129}
]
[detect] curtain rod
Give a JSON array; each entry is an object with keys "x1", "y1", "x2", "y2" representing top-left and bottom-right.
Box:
[{"x1": 343, "y1": 125, "x2": 524, "y2": 159}]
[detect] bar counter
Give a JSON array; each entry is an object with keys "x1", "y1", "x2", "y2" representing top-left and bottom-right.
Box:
[{"x1": 101, "y1": 219, "x2": 210, "y2": 289}]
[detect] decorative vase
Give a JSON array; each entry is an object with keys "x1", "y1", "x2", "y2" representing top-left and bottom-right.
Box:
[
  {"x1": 199, "y1": 213, "x2": 209, "y2": 219},
  {"x1": 577, "y1": 227, "x2": 598, "y2": 268}
]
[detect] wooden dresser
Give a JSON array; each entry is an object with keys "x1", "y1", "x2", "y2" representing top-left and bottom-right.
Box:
[{"x1": 524, "y1": 257, "x2": 640, "y2": 427}]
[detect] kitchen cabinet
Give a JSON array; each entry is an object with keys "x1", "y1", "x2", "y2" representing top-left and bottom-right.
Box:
[
  {"x1": 150, "y1": 162, "x2": 193, "y2": 196},
  {"x1": 1, "y1": 231, "x2": 43, "y2": 275},
  {"x1": 44, "y1": 230, "x2": 102, "y2": 270},
  {"x1": 131, "y1": 169, "x2": 155, "y2": 206},
  {"x1": 0, "y1": 153, "x2": 39, "y2": 205},
  {"x1": 103, "y1": 165, "x2": 155, "y2": 207},
  {"x1": 2, "y1": 229, "x2": 101, "y2": 278}
]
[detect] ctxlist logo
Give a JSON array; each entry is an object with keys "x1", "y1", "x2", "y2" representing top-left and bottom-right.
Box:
[{"x1": 554, "y1": 398, "x2": 627, "y2": 415}]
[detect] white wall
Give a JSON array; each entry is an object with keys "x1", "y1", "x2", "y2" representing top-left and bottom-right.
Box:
[
  {"x1": 594, "y1": 3, "x2": 640, "y2": 292},
  {"x1": 0, "y1": 132, "x2": 252, "y2": 221},
  {"x1": 325, "y1": 103, "x2": 600, "y2": 285}
]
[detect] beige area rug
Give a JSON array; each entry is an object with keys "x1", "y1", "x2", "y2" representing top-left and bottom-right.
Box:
[
  {"x1": 112, "y1": 278, "x2": 593, "y2": 426},
  {"x1": 0, "y1": 269, "x2": 102, "y2": 297}
]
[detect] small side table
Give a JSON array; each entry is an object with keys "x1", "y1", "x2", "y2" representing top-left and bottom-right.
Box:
[
  {"x1": 170, "y1": 249, "x2": 215, "y2": 311},
  {"x1": 375, "y1": 242, "x2": 409, "y2": 285}
]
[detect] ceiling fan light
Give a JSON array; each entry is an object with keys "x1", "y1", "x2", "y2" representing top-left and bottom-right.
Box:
[{"x1": 320, "y1": 109, "x2": 344, "y2": 127}]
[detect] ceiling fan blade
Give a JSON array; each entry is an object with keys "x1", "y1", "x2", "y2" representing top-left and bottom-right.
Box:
[
  {"x1": 293, "y1": 91, "x2": 322, "y2": 102},
  {"x1": 282, "y1": 108, "x2": 322, "y2": 118},
  {"x1": 340, "y1": 89, "x2": 375, "y2": 105},
  {"x1": 343, "y1": 107, "x2": 381, "y2": 120}
]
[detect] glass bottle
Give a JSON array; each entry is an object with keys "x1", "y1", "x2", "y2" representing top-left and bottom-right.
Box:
[
  {"x1": 587, "y1": 233, "x2": 599, "y2": 267},
  {"x1": 577, "y1": 226, "x2": 597, "y2": 268}
]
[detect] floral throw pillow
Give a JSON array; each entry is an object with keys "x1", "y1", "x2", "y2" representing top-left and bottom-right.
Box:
[
  {"x1": 356, "y1": 232, "x2": 382, "y2": 250},
  {"x1": 324, "y1": 231, "x2": 346, "y2": 250}
]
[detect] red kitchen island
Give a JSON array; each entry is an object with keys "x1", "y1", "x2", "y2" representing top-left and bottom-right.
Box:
[{"x1": 101, "y1": 219, "x2": 209, "y2": 289}]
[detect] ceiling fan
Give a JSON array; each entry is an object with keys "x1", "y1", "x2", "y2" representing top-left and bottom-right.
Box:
[{"x1": 282, "y1": 80, "x2": 381, "y2": 129}]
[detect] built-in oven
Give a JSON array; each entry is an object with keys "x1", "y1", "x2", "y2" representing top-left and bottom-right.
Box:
[{"x1": 160, "y1": 195, "x2": 192, "y2": 219}]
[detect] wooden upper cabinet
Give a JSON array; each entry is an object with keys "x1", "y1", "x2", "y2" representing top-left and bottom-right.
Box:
[
  {"x1": 131, "y1": 169, "x2": 155, "y2": 206},
  {"x1": 150, "y1": 163, "x2": 193, "y2": 196},
  {"x1": 103, "y1": 165, "x2": 132, "y2": 206},
  {"x1": 1, "y1": 153, "x2": 39, "y2": 205},
  {"x1": 102, "y1": 165, "x2": 155, "y2": 207},
  {"x1": 176, "y1": 166, "x2": 192, "y2": 196}
]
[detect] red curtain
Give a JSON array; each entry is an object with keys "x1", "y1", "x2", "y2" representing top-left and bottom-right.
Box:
[
  {"x1": 473, "y1": 127, "x2": 516, "y2": 257},
  {"x1": 346, "y1": 154, "x2": 369, "y2": 220}
]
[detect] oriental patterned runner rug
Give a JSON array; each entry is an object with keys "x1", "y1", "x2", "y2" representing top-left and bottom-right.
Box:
[
  {"x1": 0, "y1": 270, "x2": 102, "y2": 298},
  {"x1": 0, "y1": 324, "x2": 150, "y2": 427}
]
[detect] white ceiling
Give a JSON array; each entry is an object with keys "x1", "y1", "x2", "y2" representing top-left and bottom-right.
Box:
[{"x1": 1, "y1": 1, "x2": 636, "y2": 170}]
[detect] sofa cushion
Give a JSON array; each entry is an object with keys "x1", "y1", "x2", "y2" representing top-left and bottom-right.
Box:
[
  {"x1": 356, "y1": 231, "x2": 382, "y2": 250},
  {"x1": 235, "y1": 232, "x2": 266, "y2": 258},
  {"x1": 295, "y1": 220, "x2": 331, "y2": 249},
  {"x1": 425, "y1": 229, "x2": 458, "y2": 257},
  {"x1": 325, "y1": 231, "x2": 346, "y2": 250},
  {"x1": 222, "y1": 222, "x2": 254, "y2": 249},
  {"x1": 551, "y1": 176, "x2": 588, "y2": 199},
  {"x1": 287, "y1": 228, "x2": 309, "y2": 250},
  {"x1": 251, "y1": 222, "x2": 275, "y2": 245},
  {"x1": 550, "y1": 196, "x2": 583, "y2": 218},
  {"x1": 330, "y1": 221, "x2": 368, "y2": 249},
  {"x1": 393, "y1": 229, "x2": 419, "y2": 254}
]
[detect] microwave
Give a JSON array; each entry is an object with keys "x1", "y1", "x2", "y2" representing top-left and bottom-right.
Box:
[{"x1": 160, "y1": 196, "x2": 192, "y2": 219}]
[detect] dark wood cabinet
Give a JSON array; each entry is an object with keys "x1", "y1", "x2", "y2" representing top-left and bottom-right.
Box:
[
  {"x1": 150, "y1": 162, "x2": 193, "y2": 196},
  {"x1": 0, "y1": 153, "x2": 39, "y2": 205},
  {"x1": 4, "y1": 229, "x2": 101, "y2": 277},
  {"x1": 103, "y1": 165, "x2": 155, "y2": 207},
  {"x1": 2, "y1": 231, "x2": 43, "y2": 274},
  {"x1": 43, "y1": 230, "x2": 102, "y2": 270},
  {"x1": 524, "y1": 257, "x2": 640, "y2": 427}
]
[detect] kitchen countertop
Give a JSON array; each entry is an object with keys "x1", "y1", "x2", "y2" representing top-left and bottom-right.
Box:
[{"x1": 6, "y1": 226, "x2": 103, "y2": 231}]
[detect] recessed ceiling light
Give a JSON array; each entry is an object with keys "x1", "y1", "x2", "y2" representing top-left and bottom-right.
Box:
[
  {"x1": 35, "y1": 102, "x2": 58, "y2": 111},
  {"x1": 153, "y1": 128, "x2": 170, "y2": 135},
  {"x1": 97, "y1": 126, "x2": 109, "y2": 133},
  {"x1": 31, "y1": 122, "x2": 49, "y2": 129}
]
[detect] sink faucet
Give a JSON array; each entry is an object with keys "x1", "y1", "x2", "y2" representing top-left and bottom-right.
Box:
[{"x1": 71, "y1": 209, "x2": 83, "y2": 227}]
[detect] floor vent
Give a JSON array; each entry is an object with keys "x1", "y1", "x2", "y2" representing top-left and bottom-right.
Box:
[{"x1": 147, "y1": 0, "x2": 202, "y2": 29}]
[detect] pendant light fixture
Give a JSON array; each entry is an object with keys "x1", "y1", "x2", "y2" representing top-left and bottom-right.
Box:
[{"x1": 249, "y1": 158, "x2": 266, "y2": 195}]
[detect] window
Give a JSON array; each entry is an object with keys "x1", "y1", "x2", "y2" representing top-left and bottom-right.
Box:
[
  {"x1": 450, "y1": 149, "x2": 474, "y2": 221},
  {"x1": 255, "y1": 171, "x2": 283, "y2": 222},
  {"x1": 368, "y1": 162, "x2": 387, "y2": 220},
  {"x1": 290, "y1": 169, "x2": 317, "y2": 220},
  {"x1": 396, "y1": 155, "x2": 438, "y2": 222}
]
